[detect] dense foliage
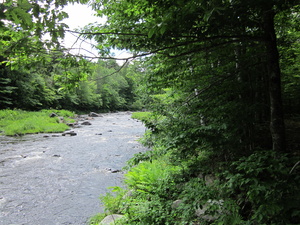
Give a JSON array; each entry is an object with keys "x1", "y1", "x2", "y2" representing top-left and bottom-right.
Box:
[
  {"x1": 0, "y1": 0, "x2": 145, "y2": 112},
  {"x1": 0, "y1": 56, "x2": 145, "y2": 111},
  {"x1": 86, "y1": 1, "x2": 300, "y2": 224}
]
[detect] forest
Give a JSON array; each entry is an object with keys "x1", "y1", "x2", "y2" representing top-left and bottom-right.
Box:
[
  {"x1": 1, "y1": 0, "x2": 300, "y2": 224},
  {"x1": 0, "y1": 49, "x2": 145, "y2": 112}
]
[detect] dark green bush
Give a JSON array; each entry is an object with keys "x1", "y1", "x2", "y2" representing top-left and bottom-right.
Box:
[{"x1": 221, "y1": 150, "x2": 300, "y2": 224}]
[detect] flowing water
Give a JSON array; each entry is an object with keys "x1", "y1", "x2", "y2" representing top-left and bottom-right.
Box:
[{"x1": 0, "y1": 112, "x2": 148, "y2": 225}]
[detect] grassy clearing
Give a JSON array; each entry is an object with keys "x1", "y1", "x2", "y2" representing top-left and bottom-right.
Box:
[{"x1": 0, "y1": 109, "x2": 75, "y2": 136}]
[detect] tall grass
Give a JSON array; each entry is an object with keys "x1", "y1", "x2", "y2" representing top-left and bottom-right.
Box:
[{"x1": 0, "y1": 109, "x2": 75, "y2": 136}]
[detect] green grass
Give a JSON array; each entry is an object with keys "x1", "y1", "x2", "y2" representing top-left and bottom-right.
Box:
[
  {"x1": 131, "y1": 111, "x2": 153, "y2": 121},
  {"x1": 0, "y1": 109, "x2": 75, "y2": 136}
]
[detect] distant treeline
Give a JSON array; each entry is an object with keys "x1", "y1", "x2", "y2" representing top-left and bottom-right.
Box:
[{"x1": 0, "y1": 58, "x2": 146, "y2": 112}]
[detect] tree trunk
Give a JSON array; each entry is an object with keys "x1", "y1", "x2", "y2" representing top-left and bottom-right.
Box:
[{"x1": 262, "y1": 9, "x2": 286, "y2": 152}]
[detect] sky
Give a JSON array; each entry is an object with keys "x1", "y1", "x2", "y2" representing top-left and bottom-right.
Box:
[
  {"x1": 63, "y1": 3, "x2": 103, "y2": 30},
  {"x1": 61, "y1": 3, "x2": 104, "y2": 58},
  {"x1": 61, "y1": 3, "x2": 131, "y2": 61}
]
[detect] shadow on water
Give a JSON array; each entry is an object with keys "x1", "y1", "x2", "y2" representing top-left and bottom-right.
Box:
[{"x1": 0, "y1": 112, "x2": 148, "y2": 225}]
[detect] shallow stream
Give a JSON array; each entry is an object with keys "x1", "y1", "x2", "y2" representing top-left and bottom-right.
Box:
[{"x1": 0, "y1": 112, "x2": 147, "y2": 225}]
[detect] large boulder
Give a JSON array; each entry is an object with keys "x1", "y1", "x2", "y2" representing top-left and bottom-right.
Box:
[{"x1": 100, "y1": 214, "x2": 124, "y2": 225}]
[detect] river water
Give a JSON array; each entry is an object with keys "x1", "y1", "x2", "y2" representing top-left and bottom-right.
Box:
[{"x1": 0, "y1": 112, "x2": 148, "y2": 225}]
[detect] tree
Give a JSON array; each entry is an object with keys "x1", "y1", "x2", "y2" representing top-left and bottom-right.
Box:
[
  {"x1": 85, "y1": 0, "x2": 299, "y2": 153},
  {"x1": 84, "y1": 2, "x2": 300, "y2": 223}
]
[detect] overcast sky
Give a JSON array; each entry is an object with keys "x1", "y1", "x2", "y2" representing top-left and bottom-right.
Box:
[
  {"x1": 61, "y1": 3, "x2": 132, "y2": 61},
  {"x1": 63, "y1": 3, "x2": 104, "y2": 30},
  {"x1": 61, "y1": 3, "x2": 104, "y2": 58}
]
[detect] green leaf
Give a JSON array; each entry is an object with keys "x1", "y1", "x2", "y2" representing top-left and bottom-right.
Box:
[
  {"x1": 160, "y1": 25, "x2": 167, "y2": 35},
  {"x1": 10, "y1": 7, "x2": 32, "y2": 28},
  {"x1": 148, "y1": 27, "x2": 156, "y2": 38},
  {"x1": 203, "y1": 8, "x2": 214, "y2": 22},
  {"x1": 32, "y1": 4, "x2": 40, "y2": 18}
]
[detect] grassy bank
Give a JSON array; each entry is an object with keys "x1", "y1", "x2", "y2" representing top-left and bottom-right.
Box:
[{"x1": 0, "y1": 109, "x2": 75, "y2": 136}]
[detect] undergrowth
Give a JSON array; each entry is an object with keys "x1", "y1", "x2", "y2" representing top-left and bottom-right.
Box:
[{"x1": 90, "y1": 112, "x2": 300, "y2": 225}]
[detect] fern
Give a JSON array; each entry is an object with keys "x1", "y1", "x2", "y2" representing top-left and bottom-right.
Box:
[{"x1": 125, "y1": 160, "x2": 179, "y2": 194}]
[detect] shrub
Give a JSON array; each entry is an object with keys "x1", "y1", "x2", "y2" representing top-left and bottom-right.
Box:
[{"x1": 221, "y1": 150, "x2": 300, "y2": 224}]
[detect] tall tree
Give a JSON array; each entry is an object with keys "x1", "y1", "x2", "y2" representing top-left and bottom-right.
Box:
[{"x1": 85, "y1": 0, "x2": 299, "y2": 153}]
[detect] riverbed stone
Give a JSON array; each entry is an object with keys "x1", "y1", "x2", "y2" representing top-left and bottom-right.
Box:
[
  {"x1": 67, "y1": 122, "x2": 78, "y2": 127},
  {"x1": 49, "y1": 112, "x2": 58, "y2": 117},
  {"x1": 106, "y1": 168, "x2": 121, "y2": 173},
  {"x1": 100, "y1": 214, "x2": 124, "y2": 225},
  {"x1": 89, "y1": 112, "x2": 102, "y2": 117},
  {"x1": 62, "y1": 130, "x2": 77, "y2": 136},
  {"x1": 81, "y1": 121, "x2": 92, "y2": 125}
]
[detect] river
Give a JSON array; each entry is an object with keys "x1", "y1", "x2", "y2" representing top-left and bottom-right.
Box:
[{"x1": 0, "y1": 112, "x2": 148, "y2": 225}]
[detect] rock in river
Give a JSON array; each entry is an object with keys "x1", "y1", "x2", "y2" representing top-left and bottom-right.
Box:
[
  {"x1": 89, "y1": 112, "x2": 102, "y2": 117},
  {"x1": 62, "y1": 130, "x2": 77, "y2": 136},
  {"x1": 81, "y1": 121, "x2": 92, "y2": 125}
]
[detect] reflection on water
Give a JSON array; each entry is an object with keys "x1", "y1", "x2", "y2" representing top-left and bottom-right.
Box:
[{"x1": 0, "y1": 112, "x2": 147, "y2": 225}]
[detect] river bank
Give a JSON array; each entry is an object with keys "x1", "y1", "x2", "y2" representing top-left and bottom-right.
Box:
[{"x1": 0, "y1": 112, "x2": 148, "y2": 225}]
